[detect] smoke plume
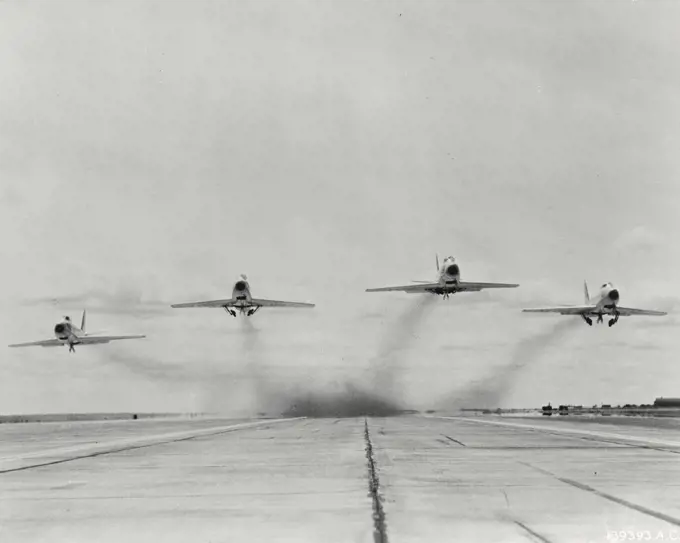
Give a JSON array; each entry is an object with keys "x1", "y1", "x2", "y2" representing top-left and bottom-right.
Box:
[
  {"x1": 365, "y1": 294, "x2": 437, "y2": 401},
  {"x1": 439, "y1": 318, "x2": 581, "y2": 410}
]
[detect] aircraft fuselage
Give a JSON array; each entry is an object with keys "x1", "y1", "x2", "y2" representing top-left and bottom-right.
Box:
[
  {"x1": 581, "y1": 283, "x2": 621, "y2": 326},
  {"x1": 434, "y1": 256, "x2": 462, "y2": 298},
  {"x1": 53, "y1": 317, "x2": 83, "y2": 351},
  {"x1": 225, "y1": 276, "x2": 260, "y2": 317}
]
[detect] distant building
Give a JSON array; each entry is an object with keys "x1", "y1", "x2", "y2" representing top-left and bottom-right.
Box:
[{"x1": 654, "y1": 398, "x2": 680, "y2": 408}]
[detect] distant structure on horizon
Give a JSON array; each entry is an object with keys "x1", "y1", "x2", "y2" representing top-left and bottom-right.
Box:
[
  {"x1": 539, "y1": 400, "x2": 677, "y2": 416},
  {"x1": 654, "y1": 398, "x2": 680, "y2": 408}
]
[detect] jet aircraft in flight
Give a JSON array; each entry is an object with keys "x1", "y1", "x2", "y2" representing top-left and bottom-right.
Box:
[
  {"x1": 522, "y1": 281, "x2": 667, "y2": 327},
  {"x1": 170, "y1": 274, "x2": 315, "y2": 317},
  {"x1": 8, "y1": 310, "x2": 146, "y2": 352},
  {"x1": 365, "y1": 255, "x2": 519, "y2": 299}
]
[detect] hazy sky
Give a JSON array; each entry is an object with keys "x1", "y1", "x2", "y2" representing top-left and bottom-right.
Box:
[{"x1": 1, "y1": 0, "x2": 679, "y2": 414}]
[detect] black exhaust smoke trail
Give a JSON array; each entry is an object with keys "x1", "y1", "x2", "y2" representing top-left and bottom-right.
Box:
[
  {"x1": 116, "y1": 293, "x2": 437, "y2": 419},
  {"x1": 202, "y1": 316, "x2": 269, "y2": 415},
  {"x1": 103, "y1": 319, "x2": 277, "y2": 415},
  {"x1": 367, "y1": 294, "x2": 437, "y2": 401},
  {"x1": 279, "y1": 295, "x2": 439, "y2": 419},
  {"x1": 238, "y1": 317, "x2": 296, "y2": 416},
  {"x1": 241, "y1": 317, "x2": 274, "y2": 398},
  {"x1": 281, "y1": 381, "x2": 404, "y2": 418},
  {"x1": 441, "y1": 318, "x2": 581, "y2": 410}
]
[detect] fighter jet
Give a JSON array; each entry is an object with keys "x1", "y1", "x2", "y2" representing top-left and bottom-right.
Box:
[
  {"x1": 522, "y1": 281, "x2": 667, "y2": 327},
  {"x1": 170, "y1": 274, "x2": 315, "y2": 317},
  {"x1": 365, "y1": 254, "x2": 519, "y2": 299},
  {"x1": 8, "y1": 310, "x2": 146, "y2": 353}
]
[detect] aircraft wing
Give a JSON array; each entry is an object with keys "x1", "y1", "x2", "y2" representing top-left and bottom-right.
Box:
[
  {"x1": 365, "y1": 283, "x2": 441, "y2": 293},
  {"x1": 522, "y1": 305, "x2": 596, "y2": 315},
  {"x1": 366, "y1": 281, "x2": 519, "y2": 293},
  {"x1": 78, "y1": 335, "x2": 146, "y2": 344},
  {"x1": 249, "y1": 298, "x2": 315, "y2": 308},
  {"x1": 8, "y1": 339, "x2": 63, "y2": 348},
  {"x1": 456, "y1": 281, "x2": 520, "y2": 291},
  {"x1": 613, "y1": 306, "x2": 667, "y2": 317},
  {"x1": 171, "y1": 299, "x2": 235, "y2": 308}
]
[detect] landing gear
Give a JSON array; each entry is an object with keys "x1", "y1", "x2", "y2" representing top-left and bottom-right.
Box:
[
  {"x1": 223, "y1": 305, "x2": 260, "y2": 317},
  {"x1": 608, "y1": 311, "x2": 620, "y2": 327},
  {"x1": 581, "y1": 314, "x2": 593, "y2": 326},
  {"x1": 442, "y1": 289, "x2": 456, "y2": 300},
  {"x1": 68, "y1": 343, "x2": 76, "y2": 353},
  {"x1": 596, "y1": 313, "x2": 604, "y2": 324}
]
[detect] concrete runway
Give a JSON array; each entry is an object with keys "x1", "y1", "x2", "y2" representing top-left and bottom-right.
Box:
[{"x1": 2, "y1": 415, "x2": 680, "y2": 543}]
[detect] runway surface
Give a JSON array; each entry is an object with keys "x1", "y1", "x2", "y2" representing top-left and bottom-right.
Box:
[{"x1": 2, "y1": 415, "x2": 680, "y2": 543}]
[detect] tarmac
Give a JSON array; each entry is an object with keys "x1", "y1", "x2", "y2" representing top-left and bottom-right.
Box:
[{"x1": 2, "y1": 414, "x2": 680, "y2": 543}]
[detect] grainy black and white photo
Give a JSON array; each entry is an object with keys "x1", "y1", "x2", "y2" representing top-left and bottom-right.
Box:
[{"x1": 1, "y1": 0, "x2": 680, "y2": 541}]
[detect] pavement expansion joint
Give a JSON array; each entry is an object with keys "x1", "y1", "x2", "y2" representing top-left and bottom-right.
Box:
[
  {"x1": 441, "y1": 434, "x2": 466, "y2": 447},
  {"x1": 512, "y1": 519, "x2": 553, "y2": 543},
  {"x1": 0, "y1": 419, "x2": 302, "y2": 475},
  {"x1": 517, "y1": 461, "x2": 680, "y2": 528},
  {"x1": 364, "y1": 418, "x2": 388, "y2": 543}
]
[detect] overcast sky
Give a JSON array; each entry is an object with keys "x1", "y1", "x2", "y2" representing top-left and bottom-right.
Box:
[{"x1": 1, "y1": 0, "x2": 679, "y2": 414}]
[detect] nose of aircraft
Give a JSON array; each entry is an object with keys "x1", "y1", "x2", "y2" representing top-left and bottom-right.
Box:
[
  {"x1": 234, "y1": 280, "x2": 247, "y2": 291},
  {"x1": 54, "y1": 323, "x2": 65, "y2": 334},
  {"x1": 446, "y1": 264, "x2": 460, "y2": 276},
  {"x1": 609, "y1": 289, "x2": 620, "y2": 301}
]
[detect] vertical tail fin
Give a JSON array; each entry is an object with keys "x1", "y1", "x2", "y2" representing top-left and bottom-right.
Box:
[
  {"x1": 435, "y1": 254, "x2": 440, "y2": 272},
  {"x1": 81, "y1": 309, "x2": 87, "y2": 333},
  {"x1": 583, "y1": 281, "x2": 590, "y2": 304}
]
